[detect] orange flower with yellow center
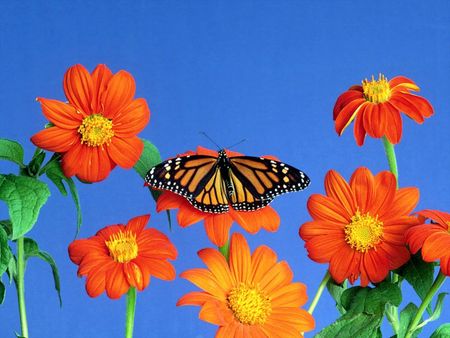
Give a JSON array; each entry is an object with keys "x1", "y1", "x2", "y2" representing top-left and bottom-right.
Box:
[
  {"x1": 68, "y1": 214, "x2": 177, "y2": 299},
  {"x1": 31, "y1": 64, "x2": 150, "y2": 182},
  {"x1": 333, "y1": 74, "x2": 433, "y2": 146},
  {"x1": 299, "y1": 167, "x2": 420, "y2": 286},
  {"x1": 406, "y1": 209, "x2": 450, "y2": 276},
  {"x1": 156, "y1": 146, "x2": 280, "y2": 247},
  {"x1": 177, "y1": 233, "x2": 315, "y2": 337}
]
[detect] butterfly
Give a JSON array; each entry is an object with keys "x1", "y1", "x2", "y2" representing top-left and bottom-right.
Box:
[{"x1": 145, "y1": 149, "x2": 310, "y2": 214}]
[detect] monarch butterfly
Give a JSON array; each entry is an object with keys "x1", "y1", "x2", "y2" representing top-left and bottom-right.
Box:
[{"x1": 145, "y1": 149, "x2": 310, "y2": 214}]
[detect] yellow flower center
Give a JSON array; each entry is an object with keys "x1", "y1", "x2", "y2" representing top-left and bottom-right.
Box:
[
  {"x1": 344, "y1": 211, "x2": 384, "y2": 253},
  {"x1": 362, "y1": 74, "x2": 392, "y2": 103},
  {"x1": 78, "y1": 114, "x2": 114, "y2": 147},
  {"x1": 227, "y1": 283, "x2": 271, "y2": 325},
  {"x1": 105, "y1": 230, "x2": 138, "y2": 263}
]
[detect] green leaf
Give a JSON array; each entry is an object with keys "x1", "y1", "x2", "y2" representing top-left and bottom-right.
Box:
[
  {"x1": 327, "y1": 279, "x2": 347, "y2": 314},
  {"x1": 0, "y1": 174, "x2": 50, "y2": 239},
  {"x1": 0, "y1": 226, "x2": 12, "y2": 276},
  {"x1": 0, "y1": 139, "x2": 24, "y2": 167},
  {"x1": 315, "y1": 312, "x2": 383, "y2": 338},
  {"x1": 397, "y1": 303, "x2": 420, "y2": 338},
  {"x1": 0, "y1": 279, "x2": 5, "y2": 304},
  {"x1": 396, "y1": 252, "x2": 434, "y2": 313},
  {"x1": 6, "y1": 255, "x2": 16, "y2": 283},
  {"x1": 133, "y1": 139, "x2": 162, "y2": 179},
  {"x1": 27, "y1": 150, "x2": 46, "y2": 177},
  {"x1": 44, "y1": 159, "x2": 82, "y2": 235},
  {"x1": 341, "y1": 281, "x2": 401, "y2": 315},
  {"x1": 0, "y1": 219, "x2": 12, "y2": 238},
  {"x1": 36, "y1": 251, "x2": 62, "y2": 306},
  {"x1": 430, "y1": 323, "x2": 450, "y2": 338},
  {"x1": 23, "y1": 238, "x2": 62, "y2": 306}
]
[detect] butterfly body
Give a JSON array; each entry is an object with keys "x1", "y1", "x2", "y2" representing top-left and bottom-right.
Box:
[{"x1": 145, "y1": 149, "x2": 310, "y2": 214}]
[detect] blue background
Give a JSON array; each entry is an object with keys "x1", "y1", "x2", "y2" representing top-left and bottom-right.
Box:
[{"x1": 1, "y1": 1, "x2": 449, "y2": 337}]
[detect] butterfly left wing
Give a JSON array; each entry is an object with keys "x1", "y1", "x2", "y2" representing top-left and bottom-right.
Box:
[
  {"x1": 228, "y1": 156, "x2": 310, "y2": 211},
  {"x1": 145, "y1": 155, "x2": 230, "y2": 213}
]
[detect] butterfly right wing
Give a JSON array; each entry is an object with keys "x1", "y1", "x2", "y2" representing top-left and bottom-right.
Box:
[{"x1": 145, "y1": 155, "x2": 229, "y2": 213}]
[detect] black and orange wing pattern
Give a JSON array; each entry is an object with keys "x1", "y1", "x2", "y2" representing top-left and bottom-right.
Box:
[
  {"x1": 228, "y1": 156, "x2": 310, "y2": 211},
  {"x1": 145, "y1": 154, "x2": 230, "y2": 213}
]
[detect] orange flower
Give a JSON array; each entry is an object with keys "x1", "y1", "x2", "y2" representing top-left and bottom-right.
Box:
[
  {"x1": 68, "y1": 214, "x2": 177, "y2": 299},
  {"x1": 406, "y1": 210, "x2": 450, "y2": 276},
  {"x1": 31, "y1": 64, "x2": 150, "y2": 182},
  {"x1": 333, "y1": 74, "x2": 433, "y2": 146},
  {"x1": 299, "y1": 167, "x2": 419, "y2": 286},
  {"x1": 177, "y1": 232, "x2": 315, "y2": 337},
  {"x1": 156, "y1": 146, "x2": 280, "y2": 247}
]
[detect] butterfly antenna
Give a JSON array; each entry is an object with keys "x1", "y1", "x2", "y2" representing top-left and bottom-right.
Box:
[
  {"x1": 226, "y1": 138, "x2": 246, "y2": 150},
  {"x1": 199, "y1": 131, "x2": 222, "y2": 150}
]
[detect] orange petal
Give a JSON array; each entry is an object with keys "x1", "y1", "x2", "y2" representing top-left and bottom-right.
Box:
[
  {"x1": 180, "y1": 268, "x2": 227, "y2": 299},
  {"x1": 69, "y1": 144, "x2": 114, "y2": 182},
  {"x1": 138, "y1": 229, "x2": 177, "y2": 260},
  {"x1": 304, "y1": 235, "x2": 346, "y2": 263},
  {"x1": 349, "y1": 167, "x2": 374, "y2": 213},
  {"x1": 198, "y1": 248, "x2": 234, "y2": 289},
  {"x1": 389, "y1": 94, "x2": 425, "y2": 123},
  {"x1": 176, "y1": 200, "x2": 206, "y2": 227},
  {"x1": 270, "y1": 282, "x2": 308, "y2": 308},
  {"x1": 329, "y1": 245, "x2": 360, "y2": 284},
  {"x1": 142, "y1": 257, "x2": 176, "y2": 280},
  {"x1": 91, "y1": 64, "x2": 113, "y2": 112},
  {"x1": 363, "y1": 250, "x2": 389, "y2": 285},
  {"x1": 63, "y1": 64, "x2": 94, "y2": 114},
  {"x1": 176, "y1": 291, "x2": 217, "y2": 306},
  {"x1": 259, "y1": 261, "x2": 293, "y2": 294},
  {"x1": 31, "y1": 127, "x2": 79, "y2": 153},
  {"x1": 249, "y1": 245, "x2": 277, "y2": 285},
  {"x1": 371, "y1": 171, "x2": 397, "y2": 217},
  {"x1": 85, "y1": 262, "x2": 113, "y2": 298},
  {"x1": 105, "y1": 263, "x2": 129, "y2": 299},
  {"x1": 333, "y1": 90, "x2": 364, "y2": 120},
  {"x1": 440, "y1": 256, "x2": 450, "y2": 276},
  {"x1": 389, "y1": 76, "x2": 419, "y2": 91},
  {"x1": 401, "y1": 92, "x2": 433, "y2": 118},
  {"x1": 405, "y1": 224, "x2": 441, "y2": 254},
  {"x1": 362, "y1": 103, "x2": 378, "y2": 138},
  {"x1": 102, "y1": 70, "x2": 136, "y2": 119},
  {"x1": 37, "y1": 97, "x2": 84, "y2": 128},
  {"x1": 132, "y1": 257, "x2": 151, "y2": 290},
  {"x1": 383, "y1": 187, "x2": 419, "y2": 219},
  {"x1": 299, "y1": 220, "x2": 343, "y2": 241},
  {"x1": 204, "y1": 213, "x2": 233, "y2": 246},
  {"x1": 68, "y1": 238, "x2": 106, "y2": 265},
  {"x1": 229, "y1": 233, "x2": 251, "y2": 284},
  {"x1": 230, "y1": 206, "x2": 280, "y2": 233},
  {"x1": 324, "y1": 170, "x2": 356, "y2": 217},
  {"x1": 269, "y1": 308, "x2": 315, "y2": 332},
  {"x1": 156, "y1": 192, "x2": 184, "y2": 212},
  {"x1": 417, "y1": 209, "x2": 450, "y2": 227},
  {"x1": 307, "y1": 194, "x2": 350, "y2": 224},
  {"x1": 353, "y1": 107, "x2": 367, "y2": 146},
  {"x1": 382, "y1": 102, "x2": 403, "y2": 144},
  {"x1": 199, "y1": 300, "x2": 233, "y2": 326},
  {"x1": 371, "y1": 103, "x2": 386, "y2": 138},
  {"x1": 197, "y1": 146, "x2": 218, "y2": 156},
  {"x1": 334, "y1": 98, "x2": 366, "y2": 135},
  {"x1": 126, "y1": 214, "x2": 150, "y2": 234},
  {"x1": 216, "y1": 322, "x2": 239, "y2": 338},
  {"x1": 422, "y1": 232, "x2": 450, "y2": 262},
  {"x1": 262, "y1": 319, "x2": 303, "y2": 338},
  {"x1": 108, "y1": 136, "x2": 143, "y2": 168},
  {"x1": 113, "y1": 98, "x2": 150, "y2": 138},
  {"x1": 123, "y1": 261, "x2": 145, "y2": 290},
  {"x1": 377, "y1": 242, "x2": 410, "y2": 270}
]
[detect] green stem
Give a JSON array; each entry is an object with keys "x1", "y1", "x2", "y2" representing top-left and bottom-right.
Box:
[
  {"x1": 405, "y1": 271, "x2": 446, "y2": 338},
  {"x1": 382, "y1": 136, "x2": 399, "y2": 184},
  {"x1": 16, "y1": 237, "x2": 29, "y2": 338},
  {"x1": 308, "y1": 271, "x2": 331, "y2": 314},
  {"x1": 125, "y1": 287, "x2": 137, "y2": 338},
  {"x1": 382, "y1": 137, "x2": 400, "y2": 284},
  {"x1": 218, "y1": 239, "x2": 230, "y2": 261}
]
